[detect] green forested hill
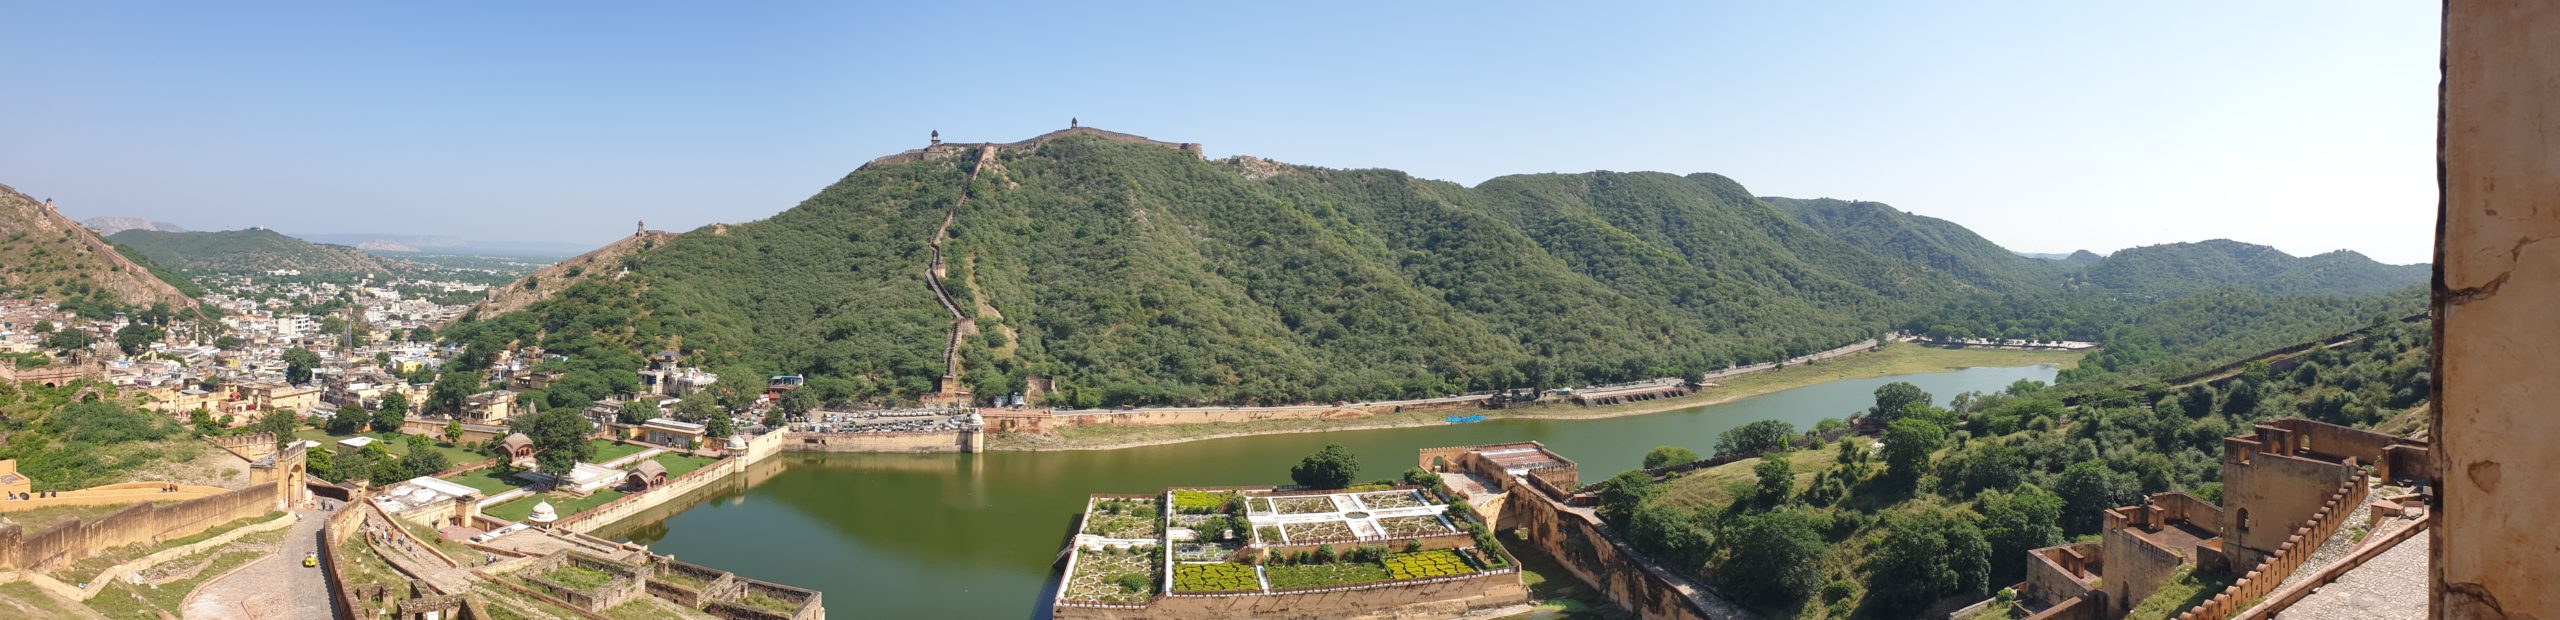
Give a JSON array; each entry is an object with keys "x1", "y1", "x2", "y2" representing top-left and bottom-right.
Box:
[
  {"x1": 107, "y1": 228, "x2": 401, "y2": 275},
  {"x1": 447, "y1": 131, "x2": 2428, "y2": 408},
  {"x1": 2080, "y1": 239, "x2": 2426, "y2": 297},
  {"x1": 1763, "y1": 196, "x2": 2061, "y2": 290}
]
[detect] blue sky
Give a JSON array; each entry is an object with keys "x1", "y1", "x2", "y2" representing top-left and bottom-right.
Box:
[{"x1": 1, "y1": 2, "x2": 2438, "y2": 263}]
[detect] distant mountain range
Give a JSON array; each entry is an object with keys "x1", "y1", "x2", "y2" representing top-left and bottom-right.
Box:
[
  {"x1": 448, "y1": 128, "x2": 2431, "y2": 406},
  {"x1": 289, "y1": 232, "x2": 593, "y2": 259},
  {"x1": 79, "y1": 216, "x2": 189, "y2": 236},
  {"x1": 107, "y1": 227, "x2": 403, "y2": 275}
]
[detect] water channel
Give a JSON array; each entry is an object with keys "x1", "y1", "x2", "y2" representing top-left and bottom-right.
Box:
[{"x1": 592, "y1": 364, "x2": 2059, "y2": 619}]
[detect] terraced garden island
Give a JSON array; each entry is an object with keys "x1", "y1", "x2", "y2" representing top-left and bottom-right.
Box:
[{"x1": 1052, "y1": 467, "x2": 1530, "y2": 618}]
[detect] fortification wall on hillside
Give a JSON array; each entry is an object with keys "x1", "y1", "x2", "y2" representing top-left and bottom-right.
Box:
[
  {"x1": 1497, "y1": 478, "x2": 1737, "y2": 620},
  {"x1": 861, "y1": 126, "x2": 1204, "y2": 171},
  {"x1": 0, "y1": 483, "x2": 278, "y2": 570}
]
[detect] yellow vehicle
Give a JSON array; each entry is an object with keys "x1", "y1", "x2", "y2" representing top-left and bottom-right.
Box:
[{"x1": 303, "y1": 552, "x2": 318, "y2": 568}]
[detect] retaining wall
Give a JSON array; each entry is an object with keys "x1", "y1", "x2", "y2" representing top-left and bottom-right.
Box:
[
  {"x1": 0, "y1": 483, "x2": 280, "y2": 570},
  {"x1": 1498, "y1": 478, "x2": 1734, "y2": 620},
  {"x1": 781, "y1": 431, "x2": 971, "y2": 453}
]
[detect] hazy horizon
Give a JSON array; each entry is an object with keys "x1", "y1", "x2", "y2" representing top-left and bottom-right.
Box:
[{"x1": 3, "y1": 2, "x2": 2438, "y2": 263}]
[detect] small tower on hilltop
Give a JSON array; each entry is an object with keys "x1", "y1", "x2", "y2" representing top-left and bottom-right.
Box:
[
  {"x1": 1071, "y1": 117, "x2": 1078, "y2": 129},
  {"x1": 636, "y1": 220, "x2": 646, "y2": 237},
  {"x1": 930, "y1": 130, "x2": 941, "y2": 146}
]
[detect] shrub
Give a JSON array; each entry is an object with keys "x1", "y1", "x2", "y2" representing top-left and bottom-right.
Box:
[
  {"x1": 1115, "y1": 573, "x2": 1148, "y2": 593},
  {"x1": 1172, "y1": 490, "x2": 1235, "y2": 514},
  {"x1": 1171, "y1": 563, "x2": 1258, "y2": 592}
]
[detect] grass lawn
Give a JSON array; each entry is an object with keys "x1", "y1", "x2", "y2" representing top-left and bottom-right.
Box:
[
  {"x1": 484, "y1": 489, "x2": 627, "y2": 523},
  {"x1": 1657, "y1": 447, "x2": 1844, "y2": 510},
  {"x1": 590, "y1": 440, "x2": 649, "y2": 464},
  {"x1": 2125, "y1": 565, "x2": 2236, "y2": 620},
  {"x1": 294, "y1": 428, "x2": 488, "y2": 469},
  {"x1": 0, "y1": 581, "x2": 88, "y2": 619},
  {"x1": 83, "y1": 548, "x2": 265, "y2": 618},
  {"x1": 602, "y1": 595, "x2": 717, "y2": 620},
  {"x1": 445, "y1": 467, "x2": 532, "y2": 495},
  {"x1": 737, "y1": 589, "x2": 807, "y2": 615},
  {"x1": 51, "y1": 511, "x2": 281, "y2": 585},
  {"x1": 648, "y1": 452, "x2": 719, "y2": 477},
  {"x1": 1497, "y1": 531, "x2": 1631, "y2": 620},
  {"x1": 538, "y1": 565, "x2": 616, "y2": 590}
]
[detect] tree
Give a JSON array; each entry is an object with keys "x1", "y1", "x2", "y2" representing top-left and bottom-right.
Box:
[
  {"x1": 282, "y1": 347, "x2": 321, "y2": 386},
  {"x1": 1716, "y1": 509, "x2": 1826, "y2": 605},
  {"x1": 2055, "y1": 460, "x2": 2135, "y2": 534},
  {"x1": 1642, "y1": 445, "x2": 1700, "y2": 469},
  {"x1": 1623, "y1": 501, "x2": 1711, "y2": 568},
  {"x1": 373, "y1": 393, "x2": 409, "y2": 433},
  {"x1": 332, "y1": 448, "x2": 375, "y2": 484},
  {"x1": 43, "y1": 329, "x2": 95, "y2": 353},
  {"x1": 1868, "y1": 510, "x2": 1991, "y2": 608},
  {"x1": 1289, "y1": 443, "x2": 1359, "y2": 489},
  {"x1": 1595, "y1": 470, "x2": 1661, "y2": 526},
  {"x1": 1883, "y1": 418, "x2": 1947, "y2": 481},
  {"x1": 427, "y1": 372, "x2": 481, "y2": 416},
  {"x1": 1949, "y1": 442, "x2": 2027, "y2": 495},
  {"x1": 213, "y1": 335, "x2": 243, "y2": 350},
  {"x1": 325, "y1": 407, "x2": 367, "y2": 435},
  {"x1": 188, "y1": 409, "x2": 218, "y2": 436},
  {"x1": 1715, "y1": 420, "x2": 1796, "y2": 457},
  {"x1": 1754, "y1": 455, "x2": 1794, "y2": 502},
  {"x1": 513, "y1": 405, "x2": 596, "y2": 477},
  {"x1": 1871, "y1": 381, "x2": 1932, "y2": 422},
  {"x1": 405, "y1": 448, "x2": 451, "y2": 478},
  {"x1": 1978, "y1": 485, "x2": 2065, "y2": 582},
  {"x1": 778, "y1": 389, "x2": 817, "y2": 419},
  {"x1": 442, "y1": 419, "x2": 464, "y2": 444},
  {"x1": 2222, "y1": 379, "x2": 2261, "y2": 415},
  {"x1": 114, "y1": 323, "x2": 164, "y2": 356},
  {"x1": 253, "y1": 408, "x2": 299, "y2": 438},
  {"x1": 706, "y1": 412, "x2": 733, "y2": 439},
  {"x1": 306, "y1": 447, "x2": 335, "y2": 481}
]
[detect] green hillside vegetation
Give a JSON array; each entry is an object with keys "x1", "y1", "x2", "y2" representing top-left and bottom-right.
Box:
[
  {"x1": 1597, "y1": 319, "x2": 2431, "y2": 618},
  {"x1": 2079, "y1": 240, "x2": 2426, "y2": 298},
  {"x1": 448, "y1": 131, "x2": 2428, "y2": 408},
  {"x1": 0, "y1": 183, "x2": 197, "y2": 311},
  {"x1": 107, "y1": 228, "x2": 402, "y2": 275}
]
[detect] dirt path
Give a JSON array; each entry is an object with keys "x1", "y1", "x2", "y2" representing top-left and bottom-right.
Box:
[{"x1": 184, "y1": 505, "x2": 332, "y2": 620}]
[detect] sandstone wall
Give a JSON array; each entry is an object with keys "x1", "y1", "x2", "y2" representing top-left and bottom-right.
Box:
[
  {"x1": 1498, "y1": 482, "x2": 1728, "y2": 620},
  {"x1": 0, "y1": 482, "x2": 278, "y2": 570},
  {"x1": 2437, "y1": 3, "x2": 2560, "y2": 615},
  {"x1": 780, "y1": 431, "x2": 971, "y2": 453}
]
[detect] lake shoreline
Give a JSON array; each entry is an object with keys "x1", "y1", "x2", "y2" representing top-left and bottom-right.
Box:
[{"x1": 986, "y1": 345, "x2": 2085, "y2": 452}]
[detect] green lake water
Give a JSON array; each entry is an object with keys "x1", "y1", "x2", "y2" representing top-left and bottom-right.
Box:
[{"x1": 593, "y1": 364, "x2": 2058, "y2": 619}]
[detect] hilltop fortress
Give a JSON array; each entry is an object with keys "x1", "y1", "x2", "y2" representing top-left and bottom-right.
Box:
[{"x1": 859, "y1": 125, "x2": 1206, "y2": 171}]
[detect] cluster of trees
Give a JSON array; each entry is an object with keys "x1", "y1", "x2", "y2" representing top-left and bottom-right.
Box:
[
  {"x1": 1583, "y1": 318, "x2": 2433, "y2": 616},
  {"x1": 306, "y1": 431, "x2": 454, "y2": 486},
  {"x1": 1290, "y1": 443, "x2": 1360, "y2": 489}
]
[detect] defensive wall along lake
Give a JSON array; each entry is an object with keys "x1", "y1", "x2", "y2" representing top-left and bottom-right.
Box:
[{"x1": 588, "y1": 364, "x2": 2060, "y2": 619}]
